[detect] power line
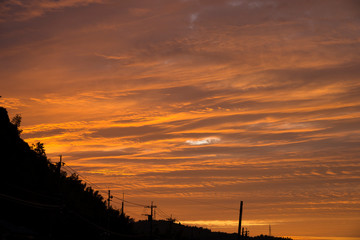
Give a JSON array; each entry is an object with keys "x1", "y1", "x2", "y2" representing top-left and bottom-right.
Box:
[
  {"x1": 63, "y1": 164, "x2": 107, "y2": 194},
  {"x1": 69, "y1": 210, "x2": 140, "y2": 239},
  {"x1": 2, "y1": 182, "x2": 61, "y2": 202},
  {"x1": 156, "y1": 211, "x2": 170, "y2": 219},
  {"x1": 63, "y1": 164, "x2": 150, "y2": 216},
  {"x1": 121, "y1": 185, "x2": 239, "y2": 211},
  {"x1": 157, "y1": 207, "x2": 172, "y2": 219},
  {"x1": 0, "y1": 193, "x2": 61, "y2": 210},
  {"x1": 114, "y1": 197, "x2": 147, "y2": 208},
  {"x1": 62, "y1": 165, "x2": 76, "y2": 175},
  {"x1": 123, "y1": 209, "x2": 142, "y2": 218},
  {"x1": 63, "y1": 162, "x2": 238, "y2": 215},
  {"x1": 63, "y1": 161, "x2": 178, "y2": 229}
]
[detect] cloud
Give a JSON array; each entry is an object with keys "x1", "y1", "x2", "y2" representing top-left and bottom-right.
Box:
[
  {"x1": 186, "y1": 137, "x2": 220, "y2": 146},
  {"x1": 190, "y1": 13, "x2": 198, "y2": 23},
  {"x1": 228, "y1": 0, "x2": 244, "y2": 7},
  {"x1": 0, "y1": 0, "x2": 104, "y2": 22},
  {"x1": 21, "y1": 128, "x2": 67, "y2": 139},
  {"x1": 89, "y1": 126, "x2": 166, "y2": 138},
  {"x1": 0, "y1": 97, "x2": 26, "y2": 110},
  {"x1": 189, "y1": 12, "x2": 198, "y2": 29}
]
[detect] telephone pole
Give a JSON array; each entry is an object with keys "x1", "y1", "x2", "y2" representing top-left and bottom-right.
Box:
[
  {"x1": 145, "y1": 201, "x2": 157, "y2": 238},
  {"x1": 237, "y1": 201, "x2": 243, "y2": 240},
  {"x1": 107, "y1": 190, "x2": 113, "y2": 209},
  {"x1": 269, "y1": 224, "x2": 271, "y2": 236},
  {"x1": 55, "y1": 155, "x2": 64, "y2": 237},
  {"x1": 56, "y1": 155, "x2": 63, "y2": 178},
  {"x1": 121, "y1": 192, "x2": 125, "y2": 216},
  {"x1": 56, "y1": 155, "x2": 65, "y2": 190},
  {"x1": 107, "y1": 190, "x2": 113, "y2": 236},
  {"x1": 59, "y1": 155, "x2": 62, "y2": 170}
]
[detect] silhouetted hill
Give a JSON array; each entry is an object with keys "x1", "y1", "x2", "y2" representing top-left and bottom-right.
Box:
[{"x1": 0, "y1": 107, "x2": 132, "y2": 239}]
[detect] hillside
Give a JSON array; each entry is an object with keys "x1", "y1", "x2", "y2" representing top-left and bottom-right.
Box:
[{"x1": 0, "y1": 107, "x2": 132, "y2": 239}]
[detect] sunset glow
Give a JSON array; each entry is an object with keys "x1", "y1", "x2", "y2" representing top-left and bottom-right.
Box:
[{"x1": 1, "y1": 0, "x2": 360, "y2": 239}]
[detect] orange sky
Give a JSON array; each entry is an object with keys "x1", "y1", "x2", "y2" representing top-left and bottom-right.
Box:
[{"x1": 1, "y1": 0, "x2": 360, "y2": 239}]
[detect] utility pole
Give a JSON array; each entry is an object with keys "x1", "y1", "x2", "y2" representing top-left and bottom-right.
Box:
[
  {"x1": 56, "y1": 155, "x2": 63, "y2": 178},
  {"x1": 107, "y1": 190, "x2": 113, "y2": 209},
  {"x1": 269, "y1": 224, "x2": 271, "y2": 236},
  {"x1": 55, "y1": 155, "x2": 64, "y2": 238},
  {"x1": 56, "y1": 155, "x2": 65, "y2": 191},
  {"x1": 59, "y1": 155, "x2": 62, "y2": 170},
  {"x1": 107, "y1": 190, "x2": 113, "y2": 236},
  {"x1": 237, "y1": 201, "x2": 243, "y2": 240},
  {"x1": 145, "y1": 201, "x2": 157, "y2": 239},
  {"x1": 121, "y1": 192, "x2": 124, "y2": 216},
  {"x1": 167, "y1": 214, "x2": 176, "y2": 237}
]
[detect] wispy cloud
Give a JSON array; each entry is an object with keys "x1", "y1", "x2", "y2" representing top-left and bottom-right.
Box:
[
  {"x1": 189, "y1": 12, "x2": 198, "y2": 29},
  {"x1": 0, "y1": 97, "x2": 27, "y2": 110},
  {"x1": 185, "y1": 137, "x2": 220, "y2": 146},
  {"x1": 0, "y1": 0, "x2": 104, "y2": 22}
]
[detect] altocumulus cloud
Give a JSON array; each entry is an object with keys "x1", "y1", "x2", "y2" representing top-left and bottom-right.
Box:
[{"x1": 185, "y1": 137, "x2": 220, "y2": 146}]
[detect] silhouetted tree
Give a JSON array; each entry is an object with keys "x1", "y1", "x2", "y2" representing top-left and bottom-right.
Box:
[
  {"x1": 11, "y1": 113, "x2": 22, "y2": 135},
  {"x1": 31, "y1": 141, "x2": 46, "y2": 157}
]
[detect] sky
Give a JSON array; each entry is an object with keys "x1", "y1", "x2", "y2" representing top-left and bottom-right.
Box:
[{"x1": 1, "y1": 0, "x2": 360, "y2": 239}]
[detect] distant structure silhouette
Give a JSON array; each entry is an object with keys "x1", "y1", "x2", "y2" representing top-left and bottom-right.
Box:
[{"x1": 238, "y1": 201, "x2": 243, "y2": 240}]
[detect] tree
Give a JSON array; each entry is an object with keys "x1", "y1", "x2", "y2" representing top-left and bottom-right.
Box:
[
  {"x1": 31, "y1": 142, "x2": 46, "y2": 157},
  {"x1": 11, "y1": 114, "x2": 23, "y2": 135}
]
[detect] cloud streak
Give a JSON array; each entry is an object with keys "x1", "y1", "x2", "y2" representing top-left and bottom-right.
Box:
[
  {"x1": 0, "y1": 0, "x2": 104, "y2": 22},
  {"x1": 185, "y1": 137, "x2": 220, "y2": 146}
]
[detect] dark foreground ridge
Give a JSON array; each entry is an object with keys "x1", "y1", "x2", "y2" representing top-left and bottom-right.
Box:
[{"x1": 0, "y1": 107, "x2": 292, "y2": 240}]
